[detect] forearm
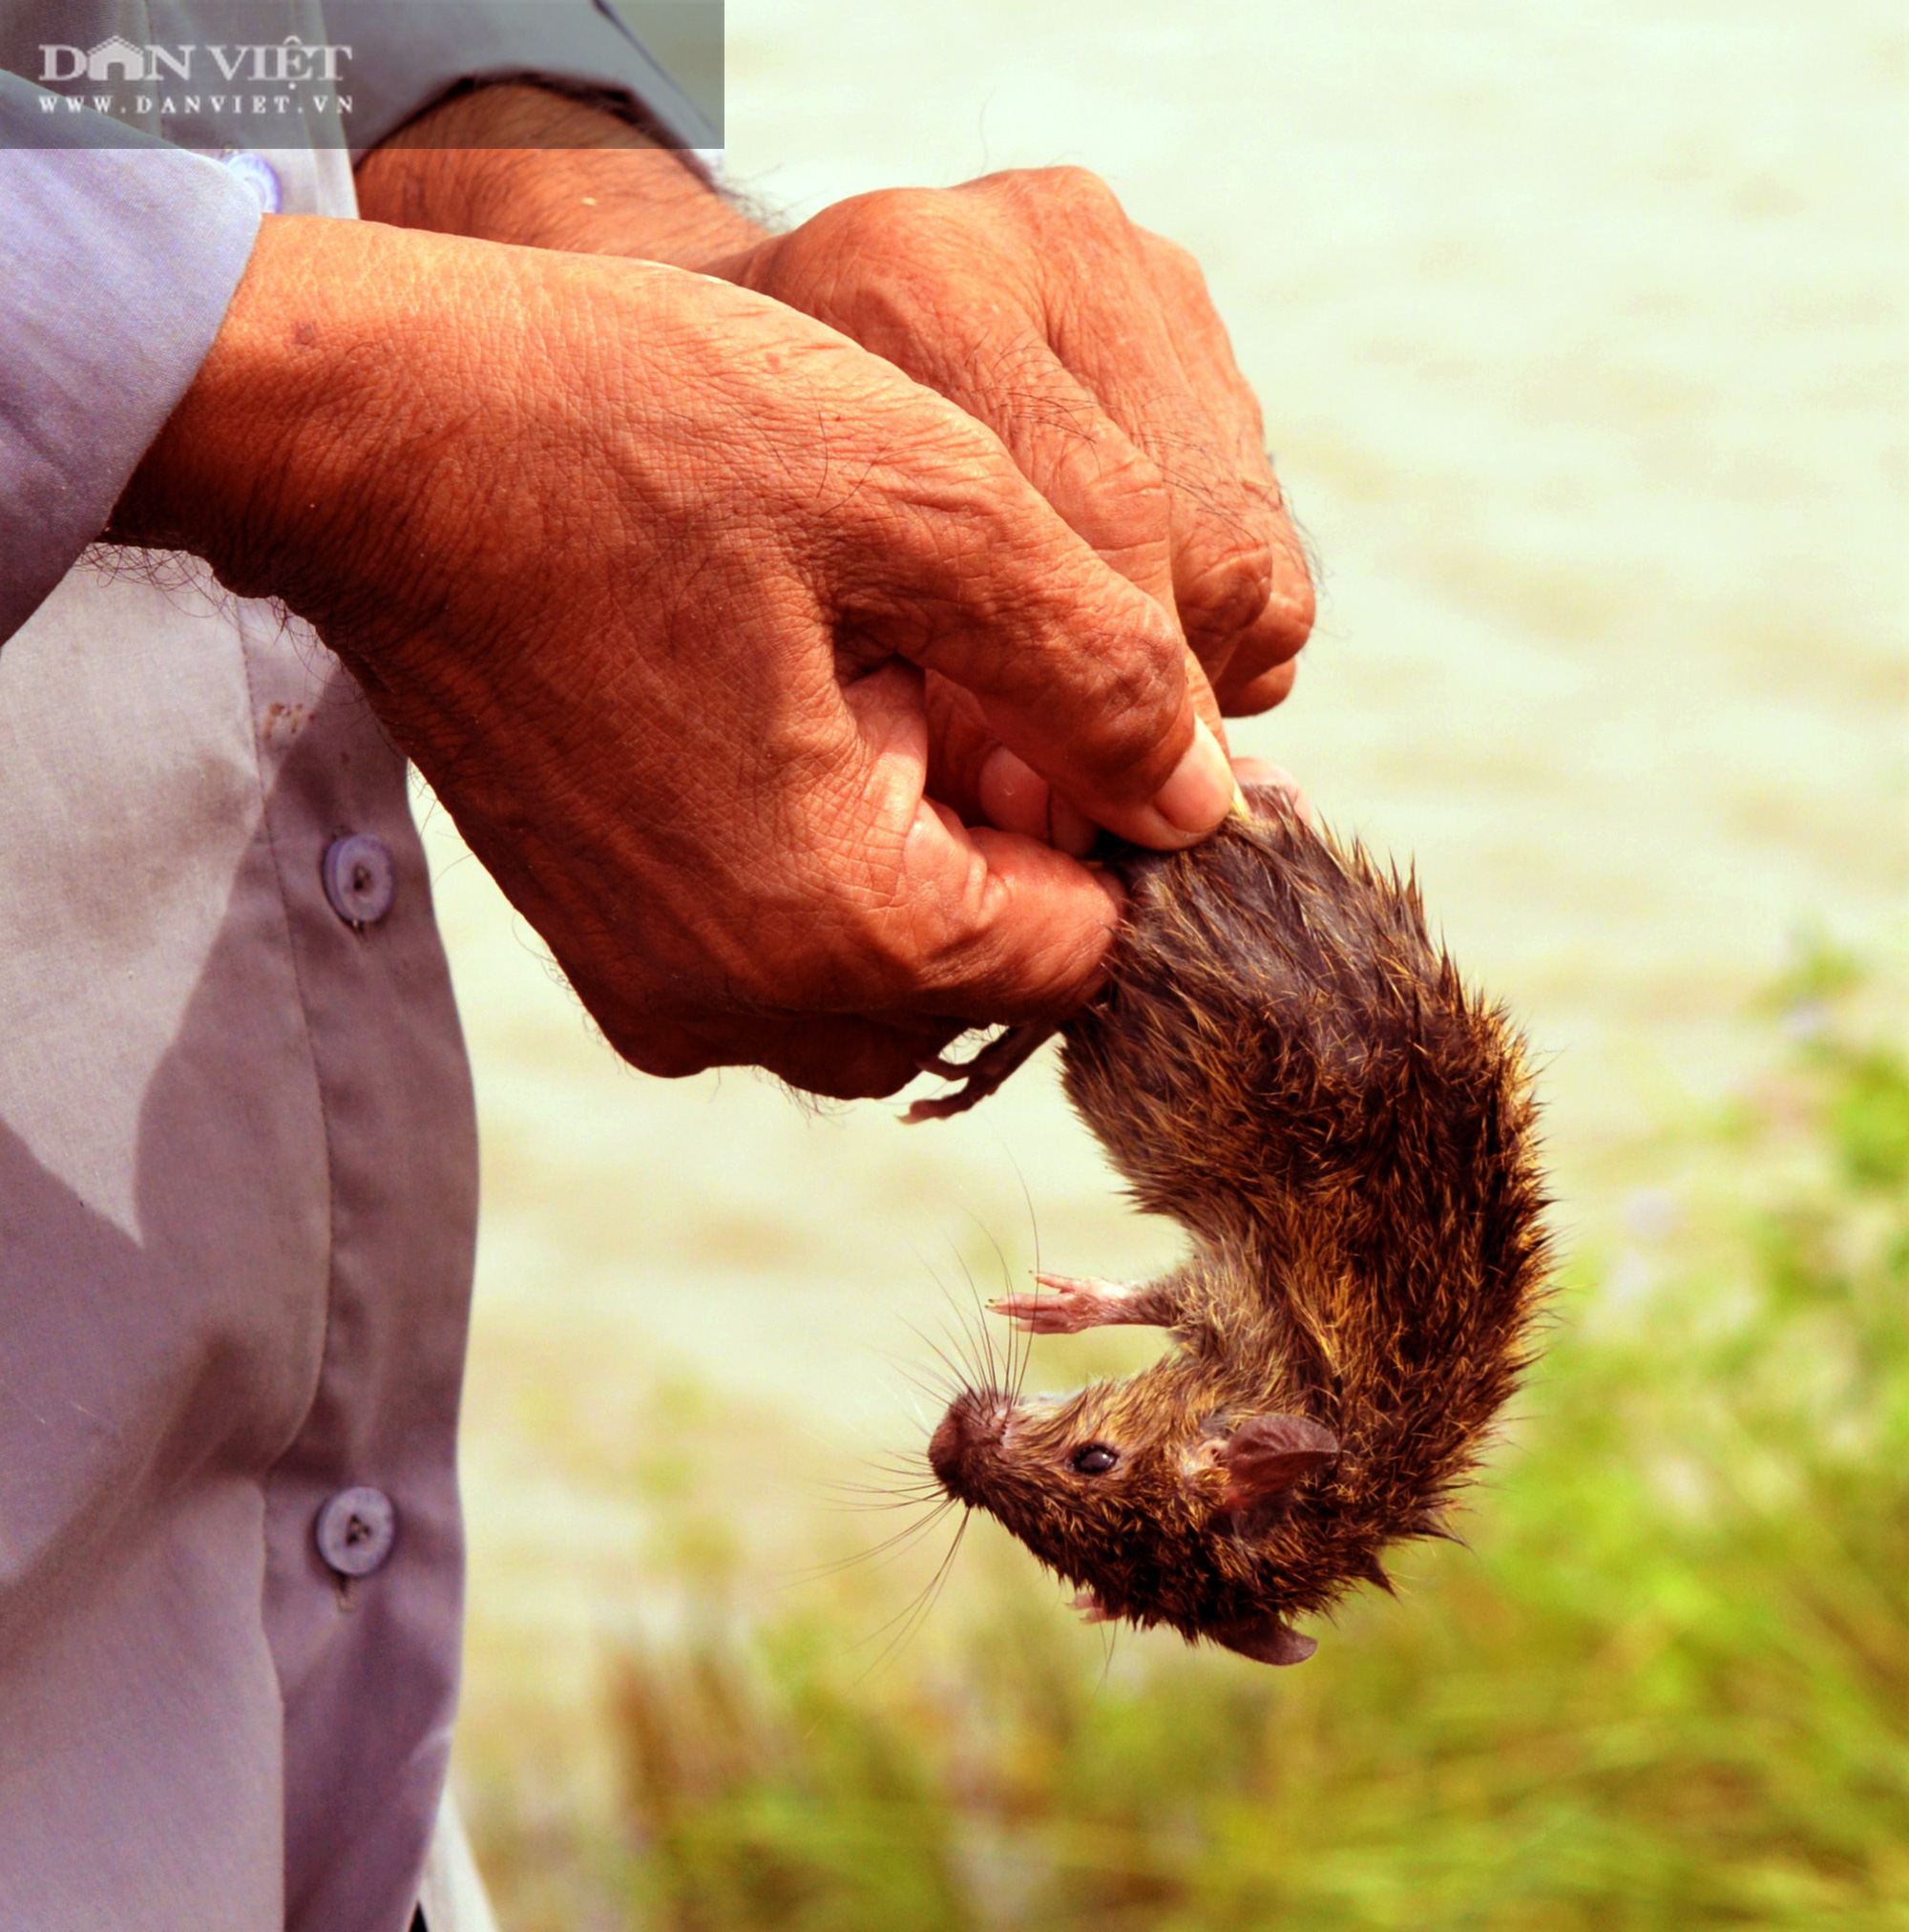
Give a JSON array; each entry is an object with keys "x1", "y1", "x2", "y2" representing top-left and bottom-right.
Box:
[
  {"x1": 112, "y1": 82, "x2": 757, "y2": 576},
  {"x1": 353, "y1": 82, "x2": 763, "y2": 271},
  {"x1": 108, "y1": 217, "x2": 495, "y2": 619}
]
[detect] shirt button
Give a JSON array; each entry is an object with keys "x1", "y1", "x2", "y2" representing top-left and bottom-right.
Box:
[
  {"x1": 322, "y1": 833, "x2": 396, "y2": 927},
  {"x1": 315, "y1": 1487, "x2": 397, "y2": 1578},
  {"x1": 219, "y1": 149, "x2": 283, "y2": 214}
]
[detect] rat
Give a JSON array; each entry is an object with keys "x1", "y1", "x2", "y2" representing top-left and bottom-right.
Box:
[{"x1": 916, "y1": 784, "x2": 1550, "y2": 1667}]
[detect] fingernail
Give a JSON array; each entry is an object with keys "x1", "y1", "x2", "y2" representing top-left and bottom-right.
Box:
[
  {"x1": 977, "y1": 745, "x2": 1051, "y2": 840},
  {"x1": 1050, "y1": 793, "x2": 1100, "y2": 858},
  {"x1": 1149, "y1": 719, "x2": 1242, "y2": 840},
  {"x1": 1230, "y1": 756, "x2": 1314, "y2": 826}
]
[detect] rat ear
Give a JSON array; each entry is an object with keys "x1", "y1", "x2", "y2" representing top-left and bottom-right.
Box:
[
  {"x1": 1216, "y1": 1415, "x2": 1339, "y2": 1510},
  {"x1": 1211, "y1": 1618, "x2": 1318, "y2": 1667}
]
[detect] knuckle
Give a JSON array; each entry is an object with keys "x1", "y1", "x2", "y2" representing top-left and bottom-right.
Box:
[
  {"x1": 1069, "y1": 439, "x2": 1170, "y2": 551},
  {"x1": 1090, "y1": 436, "x2": 1168, "y2": 509},
  {"x1": 1265, "y1": 568, "x2": 1318, "y2": 652},
  {"x1": 893, "y1": 854, "x2": 996, "y2": 990},
  {"x1": 817, "y1": 183, "x2": 935, "y2": 241},
  {"x1": 1256, "y1": 517, "x2": 1319, "y2": 654},
  {"x1": 1017, "y1": 163, "x2": 1129, "y2": 229},
  {"x1": 1073, "y1": 640, "x2": 1185, "y2": 789},
  {"x1": 1142, "y1": 228, "x2": 1208, "y2": 295},
  {"x1": 1217, "y1": 566, "x2": 1316, "y2": 705},
  {"x1": 886, "y1": 830, "x2": 1036, "y2": 1005},
  {"x1": 867, "y1": 184, "x2": 958, "y2": 245},
  {"x1": 1177, "y1": 520, "x2": 1277, "y2": 638},
  {"x1": 766, "y1": 187, "x2": 954, "y2": 297},
  {"x1": 911, "y1": 909, "x2": 1019, "y2": 1010}
]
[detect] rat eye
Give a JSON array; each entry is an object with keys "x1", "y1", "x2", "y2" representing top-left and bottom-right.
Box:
[{"x1": 1072, "y1": 1443, "x2": 1120, "y2": 1476}]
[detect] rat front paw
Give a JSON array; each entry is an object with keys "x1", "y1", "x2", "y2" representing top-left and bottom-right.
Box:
[{"x1": 990, "y1": 1272, "x2": 1133, "y2": 1334}]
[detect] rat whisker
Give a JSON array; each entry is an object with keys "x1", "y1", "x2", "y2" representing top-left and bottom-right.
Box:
[
  {"x1": 815, "y1": 1479, "x2": 948, "y2": 1511},
  {"x1": 816, "y1": 1459, "x2": 934, "y2": 1489},
  {"x1": 905, "y1": 1321, "x2": 985, "y2": 1403},
  {"x1": 906, "y1": 1245, "x2": 996, "y2": 1393},
  {"x1": 871, "y1": 1335, "x2": 961, "y2": 1389},
  {"x1": 904, "y1": 1314, "x2": 974, "y2": 1385},
  {"x1": 935, "y1": 1306, "x2": 1004, "y2": 1401},
  {"x1": 935, "y1": 1257, "x2": 999, "y2": 1396},
  {"x1": 948, "y1": 1237, "x2": 1004, "y2": 1396},
  {"x1": 852, "y1": 1508, "x2": 972, "y2": 1681},
  {"x1": 784, "y1": 1497, "x2": 959, "y2": 1585},
  {"x1": 823, "y1": 1467, "x2": 947, "y2": 1502},
  {"x1": 986, "y1": 1129, "x2": 1043, "y2": 1404},
  {"x1": 904, "y1": 1508, "x2": 972, "y2": 1646},
  {"x1": 893, "y1": 1365, "x2": 961, "y2": 1414},
  {"x1": 829, "y1": 1495, "x2": 949, "y2": 1517}
]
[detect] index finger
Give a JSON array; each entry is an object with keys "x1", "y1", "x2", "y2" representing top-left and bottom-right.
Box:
[{"x1": 834, "y1": 381, "x2": 1240, "y2": 849}]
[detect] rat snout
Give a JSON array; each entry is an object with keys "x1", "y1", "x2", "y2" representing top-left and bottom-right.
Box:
[{"x1": 929, "y1": 1391, "x2": 1012, "y2": 1502}]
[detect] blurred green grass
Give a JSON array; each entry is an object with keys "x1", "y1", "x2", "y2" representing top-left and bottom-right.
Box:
[{"x1": 473, "y1": 961, "x2": 1908, "y2": 1929}]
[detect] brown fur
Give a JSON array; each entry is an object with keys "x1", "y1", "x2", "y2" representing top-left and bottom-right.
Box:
[{"x1": 923, "y1": 786, "x2": 1552, "y2": 1665}]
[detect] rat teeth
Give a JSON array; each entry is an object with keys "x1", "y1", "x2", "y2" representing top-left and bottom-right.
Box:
[{"x1": 1069, "y1": 1590, "x2": 1114, "y2": 1625}]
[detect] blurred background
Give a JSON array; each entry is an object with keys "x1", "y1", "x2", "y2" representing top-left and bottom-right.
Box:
[{"x1": 418, "y1": 2, "x2": 1907, "y2": 1923}]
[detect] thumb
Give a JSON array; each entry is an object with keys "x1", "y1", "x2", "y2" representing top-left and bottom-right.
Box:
[
  {"x1": 829, "y1": 662, "x2": 1127, "y2": 1019},
  {"x1": 927, "y1": 648, "x2": 1228, "y2": 854}
]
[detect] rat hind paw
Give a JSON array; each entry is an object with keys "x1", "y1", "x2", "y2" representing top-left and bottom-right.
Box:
[{"x1": 905, "y1": 1020, "x2": 1059, "y2": 1123}]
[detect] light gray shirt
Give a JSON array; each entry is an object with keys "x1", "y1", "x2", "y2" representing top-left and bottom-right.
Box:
[{"x1": 0, "y1": 9, "x2": 710, "y2": 1927}]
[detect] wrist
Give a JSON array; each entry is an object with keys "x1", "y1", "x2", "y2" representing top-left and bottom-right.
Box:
[
  {"x1": 353, "y1": 81, "x2": 764, "y2": 272},
  {"x1": 110, "y1": 216, "x2": 476, "y2": 629}
]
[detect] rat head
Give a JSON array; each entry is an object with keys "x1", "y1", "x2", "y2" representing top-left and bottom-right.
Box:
[{"x1": 927, "y1": 1361, "x2": 1339, "y2": 1667}]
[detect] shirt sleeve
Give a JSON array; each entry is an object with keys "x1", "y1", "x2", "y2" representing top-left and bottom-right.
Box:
[
  {"x1": 328, "y1": 0, "x2": 719, "y2": 154},
  {"x1": 0, "y1": 74, "x2": 262, "y2": 647}
]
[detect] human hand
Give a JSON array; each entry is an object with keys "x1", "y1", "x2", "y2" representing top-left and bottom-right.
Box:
[
  {"x1": 358, "y1": 105, "x2": 1313, "y2": 856},
  {"x1": 706, "y1": 170, "x2": 1315, "y2": 848},
  {"x1": 113, "y1": 216, "x2": 1237, "y2": 1097}
]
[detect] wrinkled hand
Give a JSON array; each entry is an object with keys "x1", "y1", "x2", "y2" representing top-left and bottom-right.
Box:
[
  {"x1": 114, "y1": 216, "x2": 1238, "y2": 1097},
  {"x1": 711, "y1": 169, "x2": 1315, "y2": 850},
  {"x1": 357, "y1": 95, "x2": 1316, "y2": 858}
]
